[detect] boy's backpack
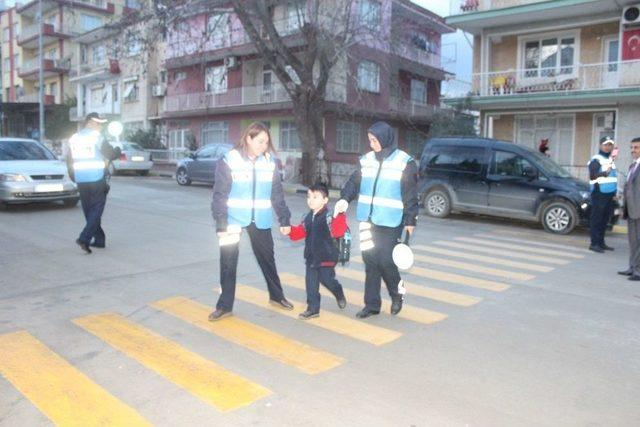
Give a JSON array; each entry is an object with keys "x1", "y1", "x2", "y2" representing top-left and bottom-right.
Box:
[{"x1": 326, "y1": 215, "x2": 351, "y2": 265}]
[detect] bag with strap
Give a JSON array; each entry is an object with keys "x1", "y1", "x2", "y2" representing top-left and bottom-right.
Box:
[{"x1": 326, "y1": 215, "x2": 351, "y2": 265}]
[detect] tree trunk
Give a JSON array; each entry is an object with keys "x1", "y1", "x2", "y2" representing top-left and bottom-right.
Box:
[{"x1": 292, "y1": 91, "x2": 326, "y2": 186}]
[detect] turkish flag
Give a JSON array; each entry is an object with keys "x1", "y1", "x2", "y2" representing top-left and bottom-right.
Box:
[{"x1": 622, "y1": 28, "x2": 640, "y2": 60}]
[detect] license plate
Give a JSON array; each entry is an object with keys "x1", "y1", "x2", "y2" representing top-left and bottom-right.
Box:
[
  {"x1": 35, "y1": 183, "x2": 63, "y2": 192},
  {"x1": 131, "y1": 156, "x2": 144, "y2": 162}
]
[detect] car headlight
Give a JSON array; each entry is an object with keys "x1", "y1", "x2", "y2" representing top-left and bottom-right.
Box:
[
  {"x1": 0, "y1": 173, "x2": 27, "y2": 182},
  {"x1": 579, "y1": 191, "x2": 590, "y2": 199}
]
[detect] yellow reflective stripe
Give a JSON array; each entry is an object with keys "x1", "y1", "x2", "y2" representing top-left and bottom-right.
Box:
[{"x1": 73, "y1": 160, "x2": 105, "y2": 170}]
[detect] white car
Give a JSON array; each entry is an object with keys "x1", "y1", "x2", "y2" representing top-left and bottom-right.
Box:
[
  {"x1": 0, "y1": 138, "x2": 79, "y2": 208},
  {"x1": 108, "y1": 141, "x2": 153, "y2": 176}
]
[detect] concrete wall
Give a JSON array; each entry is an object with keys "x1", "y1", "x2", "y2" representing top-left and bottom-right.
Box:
[{"x1": 616, "y1": 105, "x2": 640, "y2": 174}]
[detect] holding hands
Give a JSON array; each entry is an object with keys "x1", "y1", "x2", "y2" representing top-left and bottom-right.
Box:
[{"x1": 334, "y1": 199, "x2": 349, "y2": 217}]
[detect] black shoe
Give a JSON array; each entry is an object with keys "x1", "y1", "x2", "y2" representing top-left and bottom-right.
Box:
[
  {"x1": 270, "y1": 298, "x2": 294, "y2": 310},
  {"x1": 208, "y1": 309, "x2": 231, "y2": 321},
  {"x1": 76, "y1": 239, "x2": 92, "y2": 254},
  {"x1": 628, "y1": 275, "x2": 640, "y2": 281},
  {"x1": 602, "y1": 244, "x2": 614, "y2": 251},
  {"x1": 356, "y1": 307, "x2": 380, "y2": 319},
  {"x1": 390, "y1": 298, "x2": 403, "y2": 315},
  {"x1": 589, "y1": 245, "x2": 604, "y2": 253},
  {"x1": 618, "y1": 269, "x2": 633, "y2": 276},
  {"x1": 298, "y1": 310, "x2": 319, "y2": 320},
  {"x1": 334, "y1": 290, "x2": 347, "y2": 309}
]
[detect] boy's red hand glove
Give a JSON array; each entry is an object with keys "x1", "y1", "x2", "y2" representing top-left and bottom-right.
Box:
[
  {"x1": 331, "y1": 213, "x2": 348, "y2": 238},
  {"x1": 289, "y1": 224, "x2": 306, "y2": 241}
]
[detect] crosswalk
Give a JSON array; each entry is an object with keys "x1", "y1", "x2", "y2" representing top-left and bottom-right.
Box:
[{"x1": 0, "y1": 230, "x2": 589, "y2": 424}]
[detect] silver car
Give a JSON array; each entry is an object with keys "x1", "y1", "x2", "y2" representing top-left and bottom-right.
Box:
[
  {"x1": 108, "y1": 141, "x2": 153, "y2": 176},
  {"x1": 0, "y1": 138, "x2": 79, "y2": 208}
]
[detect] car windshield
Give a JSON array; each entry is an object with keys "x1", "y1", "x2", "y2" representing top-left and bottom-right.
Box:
[
  {"x1": 530, "y1": 151, "x2": 572, "y2": 178},
  {"x1": 123, "y1": 143, "x2": 143, "y2": 151},
  {"x1": 0, "y1": 140, "x2": 56, "y2": 161}
]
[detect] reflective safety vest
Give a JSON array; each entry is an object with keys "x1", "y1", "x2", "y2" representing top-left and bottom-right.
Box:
[
  {"x1": 69, "y1": 129, "x2": 105, "y2": 183},
  {"x1": 225, "y1": 149, "x2": 275, "y2": 229},
  {"x1": 589, "y1": 154, "x2": 618, "y2": 194},
  {"x1": 356, "y1": 149, "x2": 412, "y2": 227}
]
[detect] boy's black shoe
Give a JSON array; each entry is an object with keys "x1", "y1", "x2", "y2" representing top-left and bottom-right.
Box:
[
  {"x1": 76, "y1": 239, "x2": 92, "y2": 254},
  {"x1": 356, "y1": 307, "x2": 380, "y2": 319},
  {"x1": 390, "y1": 297, "x2": 403, "y2": 315},
  {"x1": 208, "y1": 309, "x2": 231, "y2": 321},
  {"x1": 298, "y1": 310, "x2": 319, "y2": 320},
  {"x1": 334, "y1": 289, "x2": 347, "y2": 309},
  {"x1": 270, "y1": 298, "x2": 294, "y2": 310}
]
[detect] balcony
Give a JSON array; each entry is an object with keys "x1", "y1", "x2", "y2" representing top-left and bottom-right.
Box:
[
  {"x1": 444, "y1": 60, "x2": 640, "y2": 108},
  {"x1": 18, "y1": 58, "x2": 71, "y2": 80},
  {"x1": 18, "y1": 24, "x2": 72, "y2": 50},
  {"x1": 16, "y1": 93, "x2": 56, "y2": 105},
  {"x1": 389, "y1": 97, "x2": 441, "y2": 119},
  {"x1": 17, "y1": 1, "x2": 115, "y2": 18},
  {"x1": 394, "y1": 43, "x2": 441, "y2": 70}
]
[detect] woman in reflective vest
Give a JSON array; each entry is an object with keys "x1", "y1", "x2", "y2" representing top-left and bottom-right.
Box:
[
  {"x1": 209, "y1": 122, "x2": 294, "y2": 321},
  {"x1": 587, "y1": 137, "x2": 618, "y2": 252},
  {"x1": 335, "y1": 121, "x2": 419, "y2": 319}
]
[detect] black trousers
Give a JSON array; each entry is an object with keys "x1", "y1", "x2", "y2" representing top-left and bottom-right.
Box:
[
  {"x1": 217, "y1": 223, "x2": 286, "y2": 311},
  {"x1": 590, "y1": 192, "x2": 614, "y2": 247},
  {"x1": 305, "y1": 265, "x2": 344, "y2": 313},
  {"x1": 361, "y1": 224, "x2": 403, "y2": 310},
  {"x1": 77, "y1": 180, "x2": 107, "y2": 246}
]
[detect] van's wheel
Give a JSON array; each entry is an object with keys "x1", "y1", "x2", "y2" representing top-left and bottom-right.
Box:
[
  {"x1": 541, "y1": 200, "x2": 577, "y2": 234},
  {"x1": 176, "y1": 168, "x2": 191, "y2": 186},
  {"x1": 423, "y1": 188, "x2": 451, "y2": 218}
]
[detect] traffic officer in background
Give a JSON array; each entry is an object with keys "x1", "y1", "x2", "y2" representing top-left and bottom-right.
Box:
[
  {"x1": 334, "y1": 121, "x2": 419, "y2": 318},
  {"x1": 68, "y1": 112, "x2": 120, "y2": 254},
  {"x1": 588, "y1": 136, "x2": 618, "y2": 253}
]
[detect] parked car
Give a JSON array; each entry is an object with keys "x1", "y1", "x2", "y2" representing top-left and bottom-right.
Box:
[
  {"x1": 108, "y1": 141, "x2": 153, "y2": 176},
  {"x1": 176, "y1": 143, "x2": 232, "y2": 186},
  {"x1": 0, "y1": 138, "x2": 79, "y2": 208},
  {"x1": 418, "y1": 137, "x2": 620, "y2": 234}
]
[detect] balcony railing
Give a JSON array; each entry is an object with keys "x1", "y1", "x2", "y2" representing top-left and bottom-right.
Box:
[
  {"x1": 447, "y1": 60, "x2": 640, "y2": 98},
  {"x1": 390, "y1": 97, "x2": 440, "y2": 117},
  {"x1": 394, "y1": 43, "x2": 440, "y2": 69},
  {"x1": 19, "y1": 58, "x2": 71, "y2": 75}
]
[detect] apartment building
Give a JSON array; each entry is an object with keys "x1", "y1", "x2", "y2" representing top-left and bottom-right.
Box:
[
  {"x1": 69, "y1": 21, "x2": 165, "y2": 133},
  {"x1": 162, "y1": 0, "x2": 453, "y2": 185},
  {"x1": 0, "y1": 0, "x2": 132, "y2": 106},
  {"x1": 445, "y1": 0, "x2": 640, "y2": 178}
]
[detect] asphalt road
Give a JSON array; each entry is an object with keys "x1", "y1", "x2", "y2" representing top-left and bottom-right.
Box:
[{"x1": 1, "y1": 176, "x2": 638, "y2": 426}]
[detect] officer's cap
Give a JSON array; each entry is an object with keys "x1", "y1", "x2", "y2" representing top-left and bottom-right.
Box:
[
  {"x1": 85, "y1": 112, "x2": 108, "y2": 124},
  {"x1": 599, "y1": 136, "x2": 615, "y2": 146}
]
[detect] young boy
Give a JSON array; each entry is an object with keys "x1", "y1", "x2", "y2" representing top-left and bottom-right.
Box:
[{"x1": 289, "y1": 183, "x2": 348, "y2": 319}]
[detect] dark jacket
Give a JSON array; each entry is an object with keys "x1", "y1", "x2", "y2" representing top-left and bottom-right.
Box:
[
  {"x1": 289, "y1": 209, "x2": 347, "y2": 267},
  {"x1": 211, "y1": 155, "x2": 290, "y2": 232},
  {"x1": 339, "y1": 122, "x2": 419, "y2": 226},
  {"x1": 588, "y1": 150, "x2": 615, "y2": 195}
]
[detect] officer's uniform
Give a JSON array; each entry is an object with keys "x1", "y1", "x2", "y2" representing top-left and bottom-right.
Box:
[
  {"x1": 69, "y1": 128, "x2": 111, "y2": 248},
  {"x1": 211, "y1": 148, "x2": 291, "y2": 311},
  {"x1": 340, "y1": 122, "x2": 419, "y2": 314},
  {"x1": 588, "y1": 149, "x2": 618, "y2": 250}
]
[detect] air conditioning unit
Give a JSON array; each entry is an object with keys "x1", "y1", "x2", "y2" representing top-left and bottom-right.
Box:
[
  {"x1": 622, "y1": 4, "x2": 640, "y2": 26},
  {"x1": 152, "y1": 84, "x2": 165, "y2": 97},
  {"x1": 224, "y1": 56, "x2": 239, "y2": 69}
]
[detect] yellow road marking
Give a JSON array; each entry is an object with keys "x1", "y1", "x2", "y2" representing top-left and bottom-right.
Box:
[
  {"x1": 151, "y1": 296, "x2": 344, "y2": 375},
  {"x1": 453, "y1": 237, "x2": 584, "y2": 259},
  {"x1": 411, "y1": 244, "x2": 553, "y2": 273},
  {"x1": 73, "y1": 313, "x2": 270, "y2": 412},
  {"x1": 0, "y1": 331, "x2": 150, "y2": 427},
  {"x1": 406, "y1": 265, "x2": 509, "y2": 291},
  {"x1": 233, "y1": 284, "x2": 401, "y2": 346},
  {"x1": 336, "y1": 267, "x2": 481, "y2": 307},
  {"x1": 433, "y1": 241, "x2": 569, "y2": 265},
  {"x1": 353, "y1": 253, "x2": 533, "y2": 281},
  {"x1": 473, "y1": 233, "x2": 591, "y2": 253},
  {"x1": 279, "y1": 272, "x2": 448, "y2": 325}
]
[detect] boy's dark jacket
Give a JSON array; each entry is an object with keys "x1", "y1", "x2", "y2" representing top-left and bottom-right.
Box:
[{"x1": 289, "y1": 208, "x2": 347, "y2": 267}]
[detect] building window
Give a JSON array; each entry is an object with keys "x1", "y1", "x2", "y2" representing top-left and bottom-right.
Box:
[
  {"x1": 405, "y1": 130, "x2": 425, "y2": 158},
  {"x1": 410, "y1": 79, "x2": 427, "y2": 104},
  {"x1": 4, "y1": 58, "x2": 10, "y2": 73},
  {"x1": 516, "y1": 114, "x2": 574, "y2": 166},
  {"x1": 359, "y1": 0, "x2": 381, "y2": 31},
  {"x1": 125, "y1": 0, "x2": 142, "y2": 8},
  {"x1": 90, "y1": 86, "x2": 104, "y2": 106},
  {"x1": 174, "y1": 71, "x2": 187, "y2": 81},
  {"x1": 49, "y1": 82, "x2": 57, "y2": 97},
  {"x1": 280, "y1": 121, "x2": 300, "y2": 151},
  {"x1": 12, "y1": 23, "x2": 19, "y2": 38},
  {"x1": 123, "y1": 80, "x2": 139, "y2": 102},
  {"x1": 201, "y1": 121, "x2": 228, "y2": 145},
  {"x1": 357, "y1": 60, "x2": 379, "y2": 93},
  {"x1": 284, "y1": 1, "x2": 307, "y2": 35},
  {"x1": 207, "y1": 13, "x2": 230, "y2": 48},
  {"x1": 336, "y1": 121, "x2": 361, "y2": 153},
  {"x1": 45, "y1": 14, "x2": 57, "y2": 30},
  {"x1": 205, "y1": 65, "x2": 227, "y2": 94},
  {"x1": 81, "y1": 14, "x2": 103, "y2": 32},
  {"x1": 13, "y1": 54, "x2": 20, "y2": 68},
  {"x1": 80, "y1": 45, "x2": 88, "y2": 64},
  {"x1": 47, "y1": 48, "x2": 57, "y2": 60},
  {"x1": 92, "y1": 45, "x2": 106, "y2": 65},
  {"x1": 168, "y1": 129, "x2": 189, "y2": 150},
  {"x1": 126, "y1": 34, "x2": 141, "y2": 56},
  {"x1": 521, "y1": 33, "x2": 576, "y2": 78},
  {"x1": 3, "y1": 28, "x2": 9, "y2": 42}
]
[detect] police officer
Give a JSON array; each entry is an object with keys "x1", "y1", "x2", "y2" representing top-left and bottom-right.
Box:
[
  {"x1": 68, "y1": 113, "x2": 120, "y2": 254},
  {"x1": 209, "y1": 122, "x2": 294, "y2": 321},
  {"x1": 588, "y1": 136, "x2": 618, "y2": 253},
  {"x1": 335, "y1": 121, "x2": 419, "y2": 318}
]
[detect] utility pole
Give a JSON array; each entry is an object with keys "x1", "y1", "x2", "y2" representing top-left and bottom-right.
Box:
[{"x1": 38, "y1": 0, "x2": 44, "y2": 144}]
